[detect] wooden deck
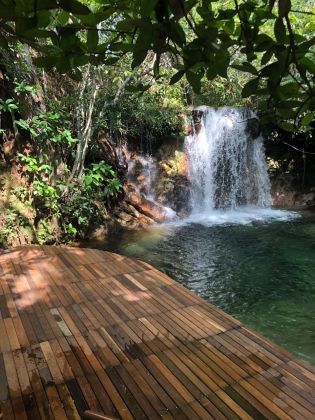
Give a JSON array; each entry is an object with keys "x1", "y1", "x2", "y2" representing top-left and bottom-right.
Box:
[{"x1": 0, "y1": 246, "x2": 315, "y2": 419}]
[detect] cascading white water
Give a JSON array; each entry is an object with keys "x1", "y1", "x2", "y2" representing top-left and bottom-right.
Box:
[
  {"x1": 185, "y1": 107, "x2": 272, "y2": 214},
  {"x1": 123, "y1": 145, "x2": 177, "y2": 221},
  {"x1": 138, "y1": 155, "x2": 158, "y2": 200}
]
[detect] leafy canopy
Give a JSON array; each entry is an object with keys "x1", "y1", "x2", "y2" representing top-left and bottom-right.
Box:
[{"x1": 0, "y1": 0, "x2": 315, "y2": 130}]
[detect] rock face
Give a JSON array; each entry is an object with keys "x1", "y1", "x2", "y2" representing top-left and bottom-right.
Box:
[
  {"x1": 272, "y1": 189, "x2": 315, "y2": 208},
  {"x1": 271, "y1": 175, "x2": 315, "y2": 209},
  {"x1": 124, "y1": 183, "x2": 172, "y2": 223},
  {"x1": 124, "y1": 138, "x2": 191, "y2": 218},
  {"x1": 155, "y1": 145, "x2": 191, "y2": 215},
  {"x1": 114, "y1": 200, "x2": 156, "y2": 228},
  {"x1": 245, "y1": 117, "x2": 261, "y2": 139}
]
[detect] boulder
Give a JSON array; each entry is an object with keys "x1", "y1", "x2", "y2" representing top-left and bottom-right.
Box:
[{"x1": 124, "y1": 183, "x2": 170, "y2": 223}]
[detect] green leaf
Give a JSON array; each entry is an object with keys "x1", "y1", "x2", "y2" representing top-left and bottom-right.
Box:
[
  {"x1": 132, "y1": 49, "x2": 147, "y2": 69},
  {"x1": 136, "y1": 25, "x2": 153, "y2": 50},
  {"x1": 300, "y1": 57, "x2": 315, "y2": 74},
  {"x1": 104, "y1": 56, "x2": 120, "y2": 65},
  {"x1": 206, "y1": 67, "x2": 217, "y2": 80},
  {"x1": 37, "y1": 10, "x2": 52, "y2": 28},
  {"x1": 15, "y1": 17, "x2": 37, "y2": 36},
  {"x1": 298, "y1": 38, "x2": 315, "y2": 53},
  {"x1": 55, "y1": 56, "x2": 71, "y2": 73},
  {"x1": 33, "y1": 56, "x2": 57, "y2": 69},
  {"x1": 261, "y1": 48, "x2": 274, "y2": 65},
  {"x1": 71, "y1": 55, "x2": 90, "y2": 66},
  {"x1": 141, "y1": 0, "x2": 158, "y2": 17},
  {"x1": 125, "y1": 84, "x2": 146, "y2": 92},
  {"x1": 260, "y1": 62, "x2": 282, "y2": 78},
  {"x1": 87, "y1": 29, "x2": 98, "y2": 51},
  {"x1": 59, "y1": 0, "x2": 90, "y2": 15},
  {"x1": 186, "y1": 70, "x2": 201, "y2": 93},
  {"x1": 278, "y1": 100, "x2": 303, "y2": 109},
  {"x1": 277, "y1": 82, "x2": 300, "y2": 98},
  {"x1": 301, "y1": 113, "x2": 313, "y2": 126},
  {"x1": 41, "y1": 0, "x2": 59, "y2": 9},
  {"x1": 242, "y1": 78, "x2": 259, "y2": 98},
  {"x1": 232, "y1": 62, "x2": 258, "y2": 75},
  {"x1": 215, "y1": 51, "x2": 230, "y2": 78},
  {"x1": 169, "y1": 22, "x2": 186, "y2": 46},
  {"x1": 110, "y1": 42, "x2": 136, "y2": 53},
  {"x1": 255, "y1": 34, "x2": 274, "y2": 52},
  {"x1": 93, "y1": 10, "x2": 116, "y2": 23},
  {"x1": 277, "y1": 120, "x2": 296, "y2": 132},
  {"x1": 117, "y1": 19, "x2": 148, "y2": 31},
  {"x1": 58, "y1": 10, "x2": 70, "y2": 25},
  {"x1": 70, "y1": 68, "x2": 82, "y2": 81},
  {"x1": 277, "y1": 108, "x2": 297, "y2": 119},
  {"x1": 170, "y1": 70, "x2": 185, "y2": 85},
  {"x1": 274, "y1": 18, "x2": 286, "y2": 43}
]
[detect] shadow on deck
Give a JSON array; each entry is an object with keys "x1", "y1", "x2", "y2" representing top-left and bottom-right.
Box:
[{"x1": 0, "y1": 245, "x2": 315, "y2": 419}]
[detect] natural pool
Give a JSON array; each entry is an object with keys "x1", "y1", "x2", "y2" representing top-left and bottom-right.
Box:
[{"x1": 87, "y1": 208, "x2": 315, "y2": 366}]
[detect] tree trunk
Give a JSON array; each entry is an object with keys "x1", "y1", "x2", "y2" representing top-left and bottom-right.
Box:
[{"x1": 70, "y1": 66, "x2": 99, "y2": 180}]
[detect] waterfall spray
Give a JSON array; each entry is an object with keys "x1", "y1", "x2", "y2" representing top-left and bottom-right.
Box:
[{"x1": 185, "y1": 107, "x2": 272, "y2": 214}]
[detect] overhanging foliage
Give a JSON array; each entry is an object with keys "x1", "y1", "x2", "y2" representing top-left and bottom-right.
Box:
[{"x1": 0, "y1": 0, "x2": 314, "y2": 131}]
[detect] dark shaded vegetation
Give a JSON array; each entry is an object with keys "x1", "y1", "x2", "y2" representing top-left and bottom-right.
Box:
[{"x1": 0, "y1": 0, "x2": 315, "y2": 246}]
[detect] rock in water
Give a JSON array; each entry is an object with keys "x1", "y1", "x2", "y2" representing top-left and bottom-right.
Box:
[{"x1": 124, "y1": 183, "x2": 174, "y2": 222}]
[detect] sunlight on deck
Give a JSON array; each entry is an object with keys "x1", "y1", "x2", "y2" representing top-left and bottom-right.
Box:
[{"x1": 0, "y1": 245, "x2": 315, "y2": 419}]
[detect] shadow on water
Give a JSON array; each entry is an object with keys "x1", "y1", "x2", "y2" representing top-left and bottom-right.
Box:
[{"x1": 84, "y1": 212, "x2": 315, "y2": 366}]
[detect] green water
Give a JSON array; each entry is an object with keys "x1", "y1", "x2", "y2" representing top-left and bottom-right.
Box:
[{"x1": 88, "y1": 210, "x2": 315, "y2": 366}]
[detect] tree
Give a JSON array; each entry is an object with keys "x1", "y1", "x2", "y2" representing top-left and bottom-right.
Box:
[{"x1": 0, "y1": 0, "x2": 314, "y2": 131}]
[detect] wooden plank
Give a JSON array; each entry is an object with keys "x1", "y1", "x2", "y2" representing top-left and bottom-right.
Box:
[
  {"x1": 45, "y1": 385, "x2": 68, "y2": 420},
  {"x1": 23, "y1": 346, "x2": 55, "y2": 420},
  {"x1": 0, "y1": 318, "x2": 11, "y2": 352},
  {"x1": 56, "y1": 383, "x2": 81, "y2": 419},
  {"x1": 0, "y1": 400, "x2": 14, "y2": 420},
  {"x1": 96, "y1": 368, "x2": 134, "y2": 420},
  {"x1": 122, "y1": 359, "x2": 171, "y2": 418},
  {"x1": 1, "y1": 245, "x2": 315, "y2": 420},
  {"x1": 3, "y1": 351, "x2": 22, "y2": 400},
  {"x1": 87, "y1": 329, "x2": 121, "y2": 368},
  {"x1": 130, "y1": 358, "x2": 186, "y2": 418},
  {"x1": 76, "y1": 376, "x2": 102, "y2": 413},
  {"x1": 230, "y1": 383, "x2": 279, "y2": 419},
  {"x1": 261, "y1": 369, "x2": 315, "y2": 417},
  {"x1": 238, "y1": 378, "x2": 292, "y2": 419},
  {"x1": 12, "y1": 349, "x2": 32, "y2": 396},
  {"x1": 0, "y1": 353, "x2": 9, "y2": 402},
  {"x1": 106, "y1": 366, "x2": 147, "y2": 419},
  {"x1": 13, "y1": 316, "x2": 30, "y2": 348}
]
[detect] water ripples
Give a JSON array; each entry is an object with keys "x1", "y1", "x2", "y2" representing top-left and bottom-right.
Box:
[{"x1": 94, "y1": 212, "x2": 315, "y2": 365}]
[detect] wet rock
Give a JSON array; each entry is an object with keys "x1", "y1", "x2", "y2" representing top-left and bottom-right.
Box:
[
  {"x1": 124, "y1": 183, "x2": 170, "y2": 223},
  {"x1": 271, "y1": 174, "x2": 315, "y2": 209},
  {"x1": 191, "y1": 109, "x2": 204, "y2": 135},
  {"x1": 246, "y1": 117, "x2": 260, "y2": 139},
  {"x1": 272, "y1": 190, "x2": 315, "y2": 208},
  {"x1": 154, "y1": 145, "x2": 191, "y2": 214},
  {"x1": 88, "y1": 225, "x2": 109, "y2": 241}
]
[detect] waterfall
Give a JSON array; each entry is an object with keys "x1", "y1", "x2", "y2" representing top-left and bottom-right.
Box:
[
  {"x1": 184, "y1": 107, "x2": 272, "y2": 213},
  {"x1": 138, "y1": 155, "x2": 158, "y2": 200}
]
